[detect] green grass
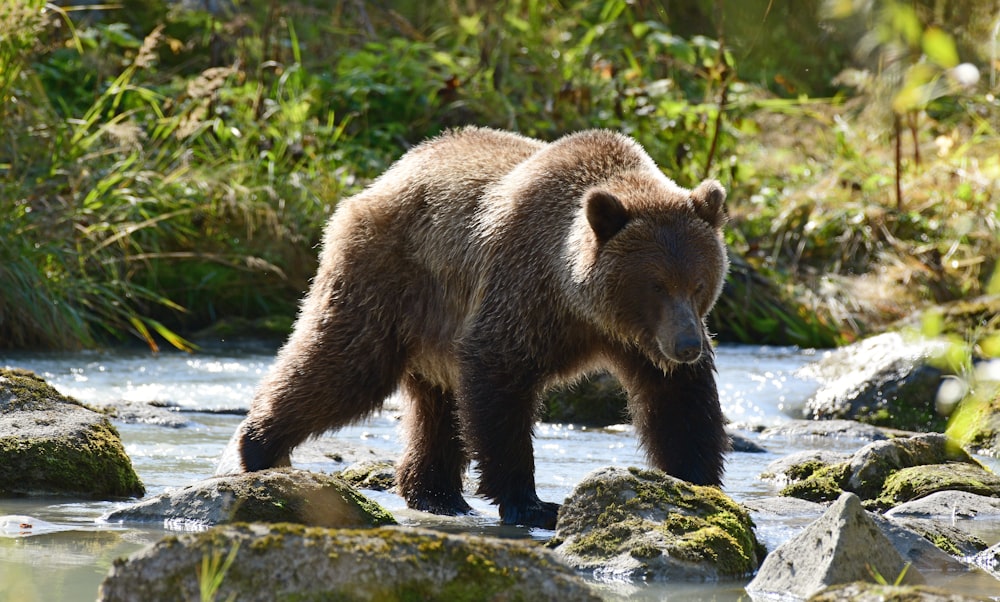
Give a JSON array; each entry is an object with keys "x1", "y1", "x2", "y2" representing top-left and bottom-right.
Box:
[{"x1": 1, "y1": 0, "x2": 996, "y2": 351}]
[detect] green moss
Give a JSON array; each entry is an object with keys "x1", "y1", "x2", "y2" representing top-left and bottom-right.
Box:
[
  {"x1": 780, "y1": 463, "x2": 848, "y2": 502},
  {"x1": 875, "y1": 462, "x2": 1000, "y2": 509},
  {"x1": 561, "y1": 469, "x2": 761, "y2": 577},
  {"x1": 783, "y1": 459, "x2": 829, "y2": 482},
  {"x1": 0, "y1": 397, "x2": 144, "y2": 499},
  {"x1": 0, "y1": 368, "x2": 83, "y2": 411}
]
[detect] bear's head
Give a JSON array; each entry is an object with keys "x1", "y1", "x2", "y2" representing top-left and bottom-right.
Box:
[{"x1": 578, "y1": 176, "x2": 728, "y2": 369}]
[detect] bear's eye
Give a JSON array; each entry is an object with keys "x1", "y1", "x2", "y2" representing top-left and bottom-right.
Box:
[{"x1": 651, "y1": 283, "x2": 665, "y2": 294}]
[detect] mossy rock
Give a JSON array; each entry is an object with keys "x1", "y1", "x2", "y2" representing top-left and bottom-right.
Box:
[
  {"x1": 0, "y1": 368, "x2": 144, "y2": 499},
  {"x1": 97, "y1": 524, "x2": 600, "y2": 602},
  {"x1": 542, "y1": 372, "x2": 628, "y2": 426},
  {"x1": 875, "y1": 463, "x2": 1000, "y2": 509},
  {"x1": 779, "y1": 434, "x2": 978, "y2": 507},
  {"x1": 809, "y1": 582, "x2": 989, "y2": 602},
  {"x1": 105, "y1": 468, "x2": 395, "y2": 529},
  {"x1": 338, "y1": 460, "x2": 397, "y2": 491},
  {"x1": 550, "y1": 466, "x2": 763, "y2": 581},
  {"x1": 780, "y1": 463, "x2": 851, "y2": 503}
]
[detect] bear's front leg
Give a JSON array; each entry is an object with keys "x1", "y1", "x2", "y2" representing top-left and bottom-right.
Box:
[
  {"x1": 615, "y1": 347, "x2": 729, "y2": 486},
  {"x1": 457, "y1": 353, "x2": 559, "y2": 529}
]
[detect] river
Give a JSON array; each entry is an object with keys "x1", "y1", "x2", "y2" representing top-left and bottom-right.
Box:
[{"x1": 1, "y1": 344, "x2": 997, "y2": 601}]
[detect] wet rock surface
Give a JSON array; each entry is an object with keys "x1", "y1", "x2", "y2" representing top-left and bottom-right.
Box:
[
  {"x1": 884, "y1": 490, "x2": 1000, "y2": 520},
  {"x1": 807, "y1": 582, "x2": 991, "y2": 602},
  {"x1": 797, "y1": 333, "x2": 951, "y2": 431},
  {"x1": 338, "y1": 460, "x2": 397, "y2": 491},
  {"x1": 747, "y1": 493, "x2": 925, "y2": 600},
  {"x1": 98, "y1": 524, "x2": 600, "y2": 602},
  {"x1": 104, "y1": 468, "x2": 395, "y2": 529},
  {"x1": 549, "y1": 466, "x2": 762, "y2": 582},
  {"x1": 0, "y1": 368, "x2": 144, "y2": 499},
  {"x1": 778, "y1": 433, "x2": 989, "y2": 505},
  {"x1": 759, "y1": 419, "x2": 889, "y2": 442},
  {"x1": 101, "y1": 400, "x2": 192, "y2": 428}
]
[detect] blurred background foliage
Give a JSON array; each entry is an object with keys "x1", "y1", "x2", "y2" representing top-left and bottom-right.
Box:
[{"x1": 0, "y1": 0, "x2": 998, "y2": 352}]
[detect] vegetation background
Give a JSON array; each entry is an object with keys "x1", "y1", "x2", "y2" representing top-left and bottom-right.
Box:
[{"x1": 1, "y1": 0, "x2": 998, "y2": 355}]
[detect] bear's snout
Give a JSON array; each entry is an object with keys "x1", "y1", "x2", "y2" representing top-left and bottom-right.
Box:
[
  {"x1": 672, "y1": 335, "x2": 703, "y2": 363},
  {"x1": 655, "y1": 301, "x2": 704, "y2": 364}
]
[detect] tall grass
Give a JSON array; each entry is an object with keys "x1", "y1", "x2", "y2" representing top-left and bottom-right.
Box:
[{"x1": 2, "y1": 0, "x2": 994, "y2": 351}]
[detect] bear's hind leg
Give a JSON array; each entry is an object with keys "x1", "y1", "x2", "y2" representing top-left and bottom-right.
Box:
[
  {"x1": 615, "y1": 348, "x2": 729, "y2": 486},
  {"x1": 396, "y1": 374, "x2": 473, "y2": 515},
  {"x1": 231, "y1": 307, "x2": 409, "y2": 474}
]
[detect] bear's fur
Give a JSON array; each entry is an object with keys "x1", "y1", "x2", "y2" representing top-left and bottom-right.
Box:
[{"x1": 216, "y1": 127, "x2": 730, "y2": 529}]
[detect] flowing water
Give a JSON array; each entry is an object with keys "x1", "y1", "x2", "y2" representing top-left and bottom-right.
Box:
[{"x1": 1, "y1": 344, "x2": 998, "y2": 601}]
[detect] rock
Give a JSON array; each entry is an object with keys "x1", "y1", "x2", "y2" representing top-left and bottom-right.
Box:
[
  {"x1": 97, "y1": 524, "x2": 600, "y2": 602},
  {"x1": 549, "y1": 466, "x2": 762, "y2": 581},
  {"x1": 808, "y1": 582, "x2": 989, "y2": 602},
  {"x1": 101, "y1": 400, "x2": 192, "y2": 428},
  {"x1": 729, "y1": 429, "x2": 768, "y2": 453},
  {"x1": 740, "y1": 496, "x2": 827, "y2": 518},
  {"x1": 970, "y1": 542, "x2": 1000, "y2": 578},
  {"x1": 0, "y1": 368, "x2": 144, "y2": 499},
  {"x1": 780, "y1": 433, "x2": 980, "y2": 505},
  {"x1": 883, "y1": 517, "x2": 988, "y2": 558},
  {"x1": 868, "y1": 514, "x2": 971, "y2": 571},
  {"x1": 104, "y1": 468, "x2": 394, "y2": 529},
  {"x1": 875, "y1": 463, "x2": 1000, "y2": 509},
  {"x1": 759, "y1": 419, "x2": 889, "y2": 443},
  {"x1": 746, "y1": 493, "x2": 924, "y2": 600},
  {"x1": 338, "y1": 460, "x2": 396, "y2": 491},
  {"x1": 797, "y1": 332, "x2": 951, "y2": 431},
  {"x1": 542, "y1": 372, "x2": 628, "y2": 426},
  {"x1": 885, "y1": 490, "x2": 1000, "y2": 520},
  {"x1": 759, "y1": 450, "x2": 852, "y2": 486}
]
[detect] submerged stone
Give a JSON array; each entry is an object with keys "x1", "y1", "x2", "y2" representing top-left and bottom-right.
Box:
[
  {"x1": 549, "y1": 466, "x2": 763, "y2": 582},
  {"x1": 97, "y1": 524, "x2": 599, "y2": 602},
  {"x1": 104, "y1": 468, "x2": 394, "y2": 529},
  {"x1": 0, "y1": 368, "x2": 144, "y2": 499}
]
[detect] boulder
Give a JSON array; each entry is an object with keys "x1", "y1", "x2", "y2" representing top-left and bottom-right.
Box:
[
  {"x1": 759, "y1": 419, "x2": 889, "y2": 443},
  {"x1": 970, "y1": 542, "x2": 1000, "y2": 579},
  {"x1": 549, "y1": 466, "x2": 762, "y2": 581},
  {"x1": 808, "y1": 582, "x2": 990, "y2": 602},
  {"x1": 875, "y1": 463, "x2": 1000, "y2": 509},
  {"x1": 104, "y1": 468, "x2": 394, "y2": 529},
  {"x1": 100, "y1": 400, "x2": 191, "y2": 428},
  {"x1": 542, "y1": 372, "x2": 628, "y2": 426},
  {"x1": 797, "y1": 332, "x2": 951, "y2": 431},
  {"x1": 759, "y1": 450, "x2": 852, "y2": 487},
  {"x1": 882, "y1": 517, "x2": 988, "y2": 558},
  {"x1": 747, "y1": 493, "x2": 924, "y2": 600},
  {"x1": 0, "y1": 368, "x2": 144, "y2": 499},
  {"x1": 885, "y1": 490, "x2": 1000, "y2": 520},
  {"x1": 868, "y1": 514, "x2": 971, "y2": 571},
  {"x1": 338, "y1": 460, "x2": 396, "y2": 491},
  {"x1": 780, "y1": 433, "x2": 983, "y2": 505},
  {"x1": 97, "y1": 524, "x2": 600, "y2": 602}
]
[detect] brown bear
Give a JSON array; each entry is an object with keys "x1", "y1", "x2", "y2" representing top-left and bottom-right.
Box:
[{"x1": 216, "y1": 127, "x2": 730, "y2": 530}]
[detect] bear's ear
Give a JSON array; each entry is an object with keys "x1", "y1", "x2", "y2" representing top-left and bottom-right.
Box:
[
  {"x1": 585, "y1": 189, "x2": 629, "y2": 244},
  {"x1": 691, "y1": 179, "x2": 728, "y2": 229}
]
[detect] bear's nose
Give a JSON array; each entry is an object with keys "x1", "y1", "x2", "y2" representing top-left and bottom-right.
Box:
[{"x1": 674, "y1": 337, "x2": 702, "y2": 363}]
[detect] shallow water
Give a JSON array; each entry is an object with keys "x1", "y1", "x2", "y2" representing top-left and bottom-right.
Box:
[{"x1": 1, "y1": 344, "x2": 997, "y2": 601}]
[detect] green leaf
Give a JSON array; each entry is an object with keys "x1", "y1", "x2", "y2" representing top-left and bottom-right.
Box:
[{"x1": 922, "y1": 27, "x2": 959, "y2": 68}]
